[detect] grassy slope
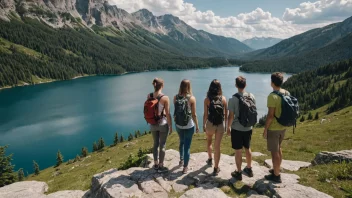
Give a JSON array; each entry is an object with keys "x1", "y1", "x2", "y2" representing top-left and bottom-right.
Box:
[{"x1": 27, "y1": 106, "x2": 352, "y2": 197}]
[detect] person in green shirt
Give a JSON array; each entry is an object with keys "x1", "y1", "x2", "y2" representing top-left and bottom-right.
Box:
[{"x1": 263, "y1": 72, "x2": 290, "y2": 183}]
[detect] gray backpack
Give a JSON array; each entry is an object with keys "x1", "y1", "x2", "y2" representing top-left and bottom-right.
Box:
[
  {"x1": 234, "y1": 93, "x2": 257, "y2": 127},
  {"x1": 174, "y1": 94, "x2": 191, "y2": 126}
]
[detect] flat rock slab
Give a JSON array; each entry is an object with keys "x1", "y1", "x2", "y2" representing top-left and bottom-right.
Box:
[
  {"x1": 180, "y1": 187, "x2": 229, "y2": 198},
  {"x1": 265, "y1": 159, "x2": 311, "y2": 171},
  {"x1": 252, "y1": 152, "x2": 267, "y2": 157},
  {"x1": 312, "y1": 150, "x2": 352, "y2": 165},
  {"x1": 47, "y1": 190, "x2": 87, "y2": 198},
  {"x1": 0, "y1": 181, "x2": 48, "y2": 198},
  {"x1": 276, "y1": 184, "x2": 333, "y2": 198}
]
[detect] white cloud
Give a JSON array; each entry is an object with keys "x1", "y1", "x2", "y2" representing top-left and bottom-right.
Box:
[
  {"x1": 283, "y1": 0, "x2": 352, "y2": 24},
  {"x1": 109, "y1": 0, "x2": 351, "y2": 40}
]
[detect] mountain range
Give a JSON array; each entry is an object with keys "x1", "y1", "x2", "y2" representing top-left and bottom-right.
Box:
[
  {"x1": 241, "y1": 16, "x2": 352, "y2": 73},
  {"x1": 242, "y1": 37, "x2": 282, "y2": 50}
]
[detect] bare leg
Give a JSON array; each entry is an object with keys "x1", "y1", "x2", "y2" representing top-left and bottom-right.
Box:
[
  {"x1": 206, "y1": 133, "x2": 213, "y2": 160},
  {"x1": 245, "y1": 148, "x2": 252, "y2": 168},
  {"x1": 279, "y1": 148, "x2": 283, "y2": 166},
  {"x1": 271, "y1": 151, "x2": 281, "y2": 176},
  {"x1": 235, "y1": 149, "x2": 242, "y2": 172},
  {"x1": 214, "y1": 132, "x2": 224, "y2": 168}
]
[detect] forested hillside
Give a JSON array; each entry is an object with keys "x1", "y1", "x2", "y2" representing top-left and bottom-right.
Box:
[
  {"x1": 282, "y1": 58, "x2": 352, "y2": 113},
  {"x1": 240, "y1": 16, "x2": 352, "y2": 73},
  {"x1": 0, "y1": 18, "x2": 244, "y2": 88}
]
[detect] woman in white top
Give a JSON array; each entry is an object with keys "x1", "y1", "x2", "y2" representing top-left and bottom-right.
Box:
[
  {"x1": 174, "y1": 79, "x2": 199, "y2": 174},
  {"x1": 203, "y1": 79, "x2": 227, "y2": 176},
  {"x1": 149, "y1": 78, "x2": 172, "y2": 173}
]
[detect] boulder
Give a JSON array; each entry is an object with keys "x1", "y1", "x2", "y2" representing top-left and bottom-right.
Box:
[
  {"x1": 180, "y1": 187, "x2": 229, "y2": 198},
  {"x1": 264, "y1": 159, "x2": 311, "y2": 171},
  {"x1": 0, "y1": 181, "x2": 48, "y2": 198},
  {"x1": 312, "y1": 150, "x2": 352, "y2": 165}
]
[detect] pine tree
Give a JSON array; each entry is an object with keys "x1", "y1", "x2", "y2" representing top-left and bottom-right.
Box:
[
  {"x1": 308, "y1": 112, "x2": 313, "y2": 120},
  {"x1": 148, "y1": 131, "x2": 151, "y2": 134},
  {"x1": 300, "y1": 115, "x2": 305, "y2": 122},
  {"x1": 134, "y1": 131, "x2": 138, "y2": 138},
  {"x1": 0, "y1": 146, "x2": 16, "y2": 187},
  {"x1": 138, "y1": 148, "x2": 144, "y2": 158},
  {"x1": 56, "y1": 150, "x2": 64, "y2": 167},
  {"x1": 120, "y1": 135, "x2": 124, "y2": 143},
  {"x1": 93, "y1": 142, "x2": 98, "y2": 152},
  {"x1": 314, "y1": 112, "x2": 319, "y2": 120},
  {"x1": 114, "y1": 132, "x2": 119, "y2": 146},
  {"x1": 81, "y1": 147, "x2": 88, "y2": 157},
  {"x1": 144, "y1": 131, "x2": 147, "y2": 135},
  {"x1": 128, "y1": 133, "x2": 134, "y2": 141},
  {"x1": 137, "y1": 130, "x2": 141, "y2": 137},
  {"x1": 74, "y1": 154, "x2": 80, "y2": 162},
  {"x1": 98, "y1": 137, "x2": 105, "y2": 150},
  {"x1": 33, "y1": 160, "x2": 40, "y2": 175},
  {"x1": 18, "y1": 168, "x2": 25, "y2": 181}
]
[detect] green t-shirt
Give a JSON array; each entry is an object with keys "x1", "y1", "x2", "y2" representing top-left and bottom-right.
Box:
[{"x1": 267, "y1": 90, "x2": 290, "y2": 131}]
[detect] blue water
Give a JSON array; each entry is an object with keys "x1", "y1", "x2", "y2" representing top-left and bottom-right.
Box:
[{"x1": 0, "y1": 67, "x2": 290, "y2": 173}]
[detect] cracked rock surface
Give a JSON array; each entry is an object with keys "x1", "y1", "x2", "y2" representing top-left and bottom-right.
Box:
[{"x1": 0, "y1": 150, "x2": 334, "y2": 198}]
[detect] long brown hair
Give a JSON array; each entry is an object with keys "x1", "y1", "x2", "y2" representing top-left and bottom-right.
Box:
[
  {"x1": 152, "y1": 78, "x2": 164, "y2": 92},
  {"x1": 178, "y1": 79, "x2": 192, "y2": 96},
  {"x1": 207, "y1": 79, "x2": 222, "y2": 98}
]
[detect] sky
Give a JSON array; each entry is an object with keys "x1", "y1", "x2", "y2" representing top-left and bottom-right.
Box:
[{"x1": 110, "y1": 0, "x2": 352, "y2": 40}]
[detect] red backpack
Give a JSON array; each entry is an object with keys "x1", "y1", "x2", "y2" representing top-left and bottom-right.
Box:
[{"x1": 144, "y1": 93, "x2": 164, "y2": 125}]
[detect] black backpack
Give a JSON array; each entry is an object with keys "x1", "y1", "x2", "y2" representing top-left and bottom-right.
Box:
[
  {"x1": 272, "y1": 91, "x2": 299, "y2": 133},
  {"x1": 174, "y1": 94, "x2": 191, "y2": 126},
  {"x1": 208, "y1": 96, "x2": 224, "y2": 125},
  {"x1": 234, "y1": 93, "x2": 257, "y2": 127}
]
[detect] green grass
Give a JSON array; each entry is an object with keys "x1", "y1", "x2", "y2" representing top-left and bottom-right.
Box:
[
  {"x1": 27, "y1": 106, "x2": 352, "y2": 197},
  {"x1": 0, "y1": 37, "x2": 45, "y2": 59}
]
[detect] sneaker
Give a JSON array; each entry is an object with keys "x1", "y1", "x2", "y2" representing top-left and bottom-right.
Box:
[
  {"x1": 153, "y1": 164, "x2": 159, "y2": 170},
  {"x1": 264, "y1": 173, "x2": 282, "y2": 183},
  {"x1": 231, "y1": 171, "x2": 242, "y2": 181},
  {"x1": 243, "y1": 167, "x2": 253, "y2": 177},
  {"x1": 213, "y1": 167, "x2": 220, "y2": 176},
  {"x1": 179, "y1": 160, "x2": 184, "y2": 166},
  {"x1": 206, "y1": 158, "x2": 213, "y2": 166},
  {"x1": 158, "y1": 166, "x2": 169, "y2": 173}
]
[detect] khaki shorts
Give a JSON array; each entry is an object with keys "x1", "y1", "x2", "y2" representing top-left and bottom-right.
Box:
[
  {"x1": 205, "y1": 121, "x2": 225, "y2": 135},
  {"x1": 267, "y1": 130, "x2": 286, "y2": 152}
]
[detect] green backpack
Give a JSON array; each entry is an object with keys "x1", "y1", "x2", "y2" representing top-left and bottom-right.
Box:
[{"x1": 174, "y1": 94, "x2": 192, "y2": 126}]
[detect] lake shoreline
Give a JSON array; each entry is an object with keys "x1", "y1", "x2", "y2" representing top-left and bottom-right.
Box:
[{"x1": 0, "y1": 65, "x2": 242, "y2": 91}]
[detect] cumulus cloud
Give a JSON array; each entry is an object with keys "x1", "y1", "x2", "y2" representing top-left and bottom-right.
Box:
[
  {"x1": 109, "y1": 0, "x2": 351, "y2": 40},
  {"x1": 283, "y1": 0, "x2": 352, "y2": 24}
]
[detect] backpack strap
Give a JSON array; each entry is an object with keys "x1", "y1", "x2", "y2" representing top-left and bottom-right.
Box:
[{"x1": 234, "y1": 93, "x2": 241, "y2": 99}]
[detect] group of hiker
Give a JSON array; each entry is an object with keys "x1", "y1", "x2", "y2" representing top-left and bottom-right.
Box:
[{"x1": 143, "y1": 72, "x2": 299, "y2": 183}]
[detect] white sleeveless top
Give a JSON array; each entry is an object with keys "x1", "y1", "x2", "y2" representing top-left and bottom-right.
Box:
[{"x1": 175, "y1": 96, "x2": 195, "y2": 129}]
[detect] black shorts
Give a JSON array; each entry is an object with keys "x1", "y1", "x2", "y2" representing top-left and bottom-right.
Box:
[{"x1": 231, "y1": 129, "x2": 253, "y2": 150}]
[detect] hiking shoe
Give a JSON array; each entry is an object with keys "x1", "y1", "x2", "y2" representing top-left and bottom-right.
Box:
[
  {"x1": 243, "y1": 167, "x2": 253, "y2": 177},
  {"x1": 213, "y1": 167, "x2": 220, "y2": 176},
  {"x1": 153, "y1": 164, "x2": 159, "y2": 170},
  {"x1": 158, "y1": 166, "x2": 169, "y2": 173},
  {"x1": 231, "y1": 171, "x2": 242, "y2": 181},
  {"x1": 182, "y1": 167, "x2": 188, "y2": 174},
  {"x1": 206, "y1": 158, "x2": 213, "y2": 166},
  {"x1": 265, "y1": 174, "x2": 282, "y2": 183}
]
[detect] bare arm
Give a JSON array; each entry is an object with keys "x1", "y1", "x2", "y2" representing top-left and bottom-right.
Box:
[
  {"x1": 203, "y1": 98, "x2": 209, "y2": 132},
  {"x1": 164, "y1": 96, "x2": 173, "y2": 134},
  {"x1": 263, "y1": 107, "x2": 275, "y2": 138},
  {"x1": 223, "y1": 96, "x2": 228, "y2": 129},
  {"x1": 191, "y1": 96, "x2": 199, "y2": 133},
  {"x1": 227, "y1": 110, "x2": 234, "y2": 136}
]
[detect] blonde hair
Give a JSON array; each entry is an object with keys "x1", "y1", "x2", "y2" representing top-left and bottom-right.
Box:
[
  {"x1": 152, "y1": 78, "x2": 164, "y2": 92},
  {"x1": 178, "y1": 79, "x2": 192, "y2": 96}
]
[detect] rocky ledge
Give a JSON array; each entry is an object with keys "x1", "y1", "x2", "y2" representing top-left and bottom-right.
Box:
[{"x1": 0, "y1": 150, "x2": 334, "y2": 198}]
